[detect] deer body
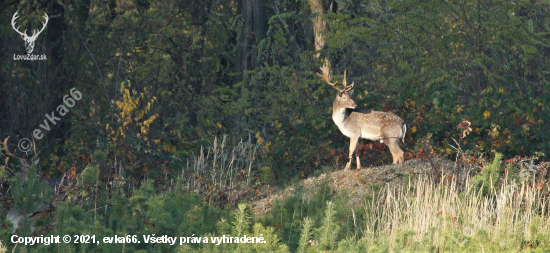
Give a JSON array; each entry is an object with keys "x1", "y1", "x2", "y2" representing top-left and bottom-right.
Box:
[{"x1": 318, "y1": 69, "x2": 407, "y2": 170}]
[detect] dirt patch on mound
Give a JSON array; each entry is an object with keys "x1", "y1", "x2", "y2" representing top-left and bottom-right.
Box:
[{"x1": 251, "y1": 158, "x2": 456, "y2": 217}]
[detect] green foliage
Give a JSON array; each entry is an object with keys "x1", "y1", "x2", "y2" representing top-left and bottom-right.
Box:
[
  {"x1": 2, "y1": 0, "x2": 548, "y2": 187},
  {"x1": 0, "y1": 241, "x2": 6, "y2": 253},
  {"x1": 78, "y1": 165, "x2": 98, "y2": 187},
  {"x1": 297, "y1": 217, "x2": 313, "y2": 253},
  {"x1": 9, "y1": 165, "x2": 52, "y2": 220},
  {"x1": 314, "y1": 201, "x2": 340, "y2": 251},
  {"x1": 259, "y1": 179, "x2": 337, "y2": 250},
  {"x1": 92, "y1": 150, "x2": 107, "y2": 164},
  {"x1": 231, "y1": 203, "x2": 250, "y2": 238},
  {"x1": 471, "y1": 152, "x2": 503, "y2": 196},
  {"x1": 2, "y1": 0, "x2": 550, "y2": 250},
  {"x1": 260, "y1": 166, "x2": 275, "y2": 185},
  {"x1": 0, "y1": 178, "x2": 235, "y2": 252},
  {"x1": 249, "y1": 223, "x2": 289, "y2": 253},
  {"x1": 178, "y1": 203, "x2": 289, "y2": 253},
  {"x1": 323, "y1": 0, "x2": 550, "y2": 161},
  {"x1": 0, "y1": 157, "x2": 548, "y2": 252}
]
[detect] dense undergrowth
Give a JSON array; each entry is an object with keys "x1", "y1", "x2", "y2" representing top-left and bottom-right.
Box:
[{"x1": 1, "y1": 138, "x2": 549, "y2": 252}]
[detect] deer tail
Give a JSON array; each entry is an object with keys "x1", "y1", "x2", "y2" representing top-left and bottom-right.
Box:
[{"x1": 401, "y1": 122, "x2": 407, "y2": 144}]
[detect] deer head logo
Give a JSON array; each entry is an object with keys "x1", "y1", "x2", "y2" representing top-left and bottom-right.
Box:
[{"x1": 11, "y1": 11, "x2": 49, "y2": 54}]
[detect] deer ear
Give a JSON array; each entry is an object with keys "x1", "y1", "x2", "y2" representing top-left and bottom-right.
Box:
[{"x1": 348, "y1": 89, "x2": 354, "y2": 96}]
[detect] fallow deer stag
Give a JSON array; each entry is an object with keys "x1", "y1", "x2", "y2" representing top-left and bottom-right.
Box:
[
  {"x1": 317, "y1": 68, "x2": 407, "y2": 170},
  {"x1": 0, "y1": 137, "x2": 40, "y2": 181}
]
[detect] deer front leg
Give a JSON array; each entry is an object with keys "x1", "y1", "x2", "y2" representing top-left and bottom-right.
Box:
[{"x1": 345, "y1": 135, "x2": 360, "y2": 170}]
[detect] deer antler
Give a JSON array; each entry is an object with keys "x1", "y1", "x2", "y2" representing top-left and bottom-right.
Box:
[
  {"x1": 1, "y1": 137, "x2": 24, "y2": 161},
  {"x1": 0, "y1": 137, "x2": 40, "y2": 168},
  {"x1": 317, "y1": 68, "x2": 355, "y2": 93},
  {"x1": 342, "y1": 69, "x2": 354, "y2": 92},
  {"x1": 316, "y1": 67, "x2": 342, "y2": 92}
]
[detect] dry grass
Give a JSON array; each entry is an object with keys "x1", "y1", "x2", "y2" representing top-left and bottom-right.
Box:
[
  {"x1": 178, "y1": 135, "x2": 260, "y2": 205},
  {"x1": 363, "y1": 174, "x2": 550, "y2": 250}
]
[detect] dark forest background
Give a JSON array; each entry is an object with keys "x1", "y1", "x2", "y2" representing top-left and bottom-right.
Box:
[
  {"x1": 2, "y1": 0, "x2": 549, "y2": 181},
  {"x1": 0, "y1": 0, "x2": 549, "y2": 251}
]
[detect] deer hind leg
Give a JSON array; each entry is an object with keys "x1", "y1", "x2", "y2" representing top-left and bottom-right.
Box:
[
  {"x1": 385, "y1": 138, "x2": 404, "y2": 164},
  {"x1": 345, "y1": 135, "x2": 360, "y2": 170},
  {"x1": 355, "y1": 142, "x2": 362, "y2": 170}
]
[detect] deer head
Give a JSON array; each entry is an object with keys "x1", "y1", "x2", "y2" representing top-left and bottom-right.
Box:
[
  {"x1": 11, "y1": 11, "x2": 49, "y2": 54},
  {"x1": 316, "y1": 68, "x2": 356, "y2": 110},
  {"x1": 0, "y1": 137, "x2": 40, "y2": 173}
]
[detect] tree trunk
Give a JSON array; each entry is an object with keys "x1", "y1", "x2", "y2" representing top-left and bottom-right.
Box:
[
  {"x1": 308, "y1": 0, "x2": 331, "y2": 77},
  {"x1": 238, "y1": 0, "x2": 266, "y2": 87},
  {"x1": 188, "y1": 0, "x2": 210, "y2": 127},
  {"x1": 235, "y1": 0, "x2": 266, "y2": 133}
]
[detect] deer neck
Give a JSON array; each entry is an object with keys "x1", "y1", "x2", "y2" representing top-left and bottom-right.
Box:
[{"x1": 332, "y1": 105, "x2": 349, "y2": 127}]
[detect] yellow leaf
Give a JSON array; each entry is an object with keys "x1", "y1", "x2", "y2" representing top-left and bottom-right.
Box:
[
  {"x1": 498, "y1": 88, "x2": 504, "y2": 93},
  {"x1": 154, "y1": 139, "x2": 160, "y2": 144},
  {"x1": 105, "y1": 124, "x2": 110, "y2": 130},
  {"x1": 483, "y1": 110, "x2": 491, "y2": 119},
  {"x1": 455, "y1": 105, "x2": 463, "y2": 112},
  {"x1": 257, "y1": 137, "x2": 264, "y2": 145},
  {"x1": 411, "y1": 126, "x2": 417, "y2": 133},
  {"x1": 217, "y1": 122, "x2": 222, "y2": 129},
  {"x1": 411, "y1": 101, "x2": 416, "y2": 106},
  {"x1": 255, "y1": 132, "x2": 260, "y2": 138},
  {"x1": 0, "y1": 166, "x2": 5, "y2": 171}
]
